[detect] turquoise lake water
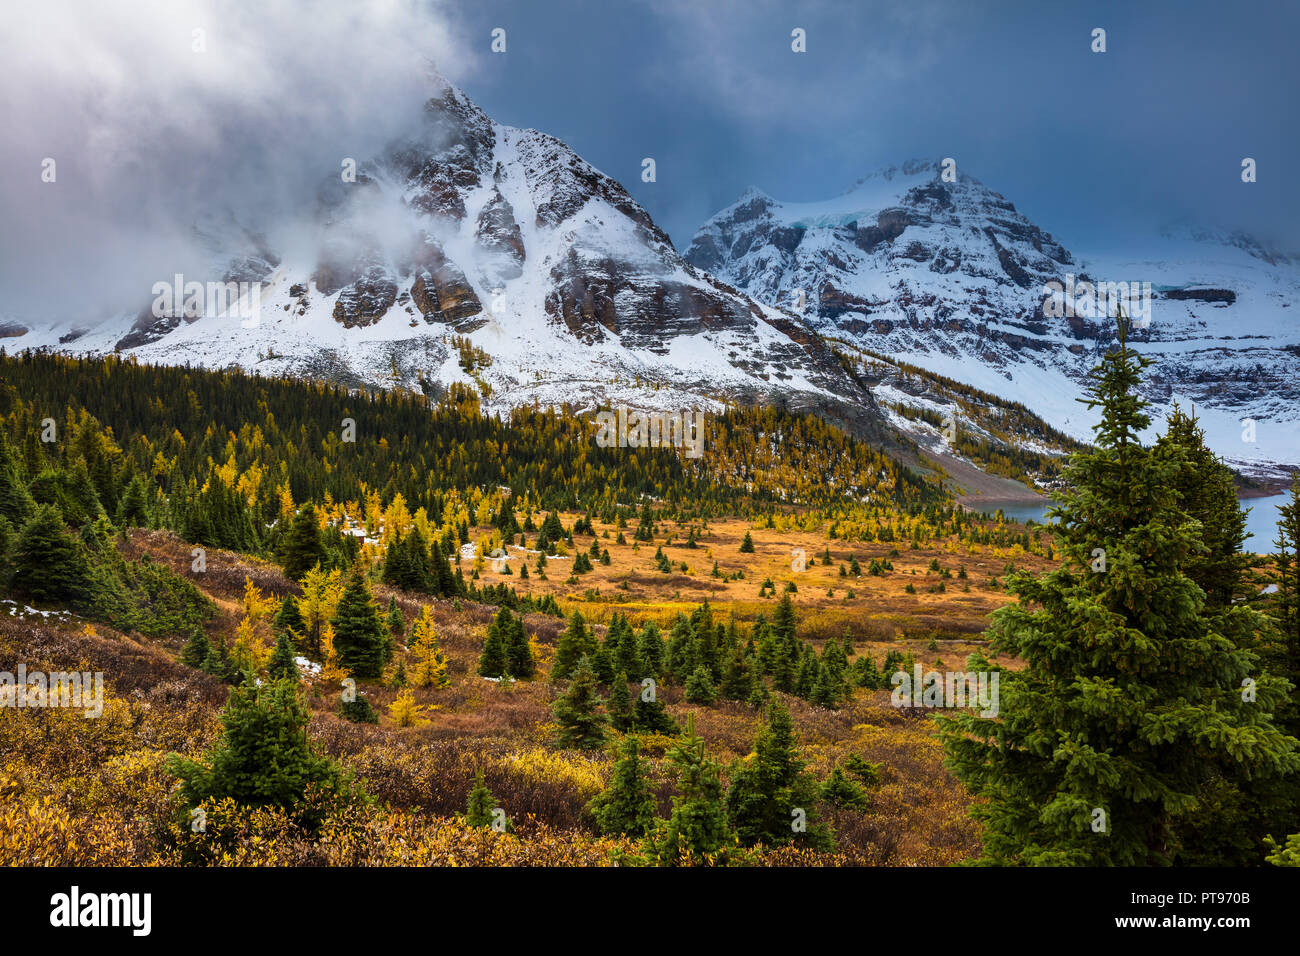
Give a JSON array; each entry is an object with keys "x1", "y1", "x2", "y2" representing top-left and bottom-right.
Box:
[{"x1": 984, "y1": 495, "x2": 1289, "y2": 554}]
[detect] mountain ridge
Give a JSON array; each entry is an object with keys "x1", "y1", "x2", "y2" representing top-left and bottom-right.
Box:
[
  {"x1": 9, "y1": 79, "x2": 900, "y2": 448},
  {"x1": 685, "y1": 162, "x2": 1300, "y2": 481}
]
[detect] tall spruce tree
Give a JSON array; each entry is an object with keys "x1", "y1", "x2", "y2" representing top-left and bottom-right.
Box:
[
  {"x1": 1155, "y1": 405, "x2": 1249, "y2": 607},
  {"x1": 939, "y1": 311, "x2": 1300, "y2": 865},
  {"x1": 613, "y1": 615, "x2": 643, "y2": 678},
  {"x1": 684, "y1": 665, "x2": 718, "y2": 705},
  {"x1": 201, "y1": 636, "x2": 233, "y2": 682},
  {"x1": 268, "y1": 632, "x2": 298, "y2": 682},
  {"x1": 720, "y1": 646, "x2": 756, "y2": 701},
  {"x1": 329, "y1": 567, "x2": 389, "y2": 680},
  {"x1": 637, "y1": 622, "x2": 665, "y2": 677},
  {"x1": 281, "y1": 503, "x2": 327, "y2": 582},
  {"x1": 386, "y1": 596, "x2": 405, "y2": 638},
  {"x1": 1269, "y1": 473, "x2": 1300, "y2": 699},
  {"x1": 552, "y1": 658, "x2": 608, "y2": 750},
  {"x1": 633, "y1": 680, "x2": 679, "y2": 735},
  {"x1": 117, "y1": 473, "x2": 151, "y2": 527},
  {"x1": 477, "y1": 613, "x2": 509, "y2": 678},
  {"x1": 552, "y1": 610, "x2": 597, "y2": 680},
  {"x1": 1160, "y1": 415, "x2": 1294, "y2": 863},
  {"x1": 182, "y1": 628, "x2": 210, "y2": 668},
  {"x1": 0, "y1": 430, "x2": 35, "y2": 527},
  {"x1": 501, "y1": 608, "x2": 535, "y2": 679},
  {"x1": 12, "y1": 503, "x2": 91, "y2": 604},
  {"x1": 273, "y1": 594, "x2": 306, "y2": 642},
  {"x1": 608, "y1": 671, "x2": 635, "y2": 732}
]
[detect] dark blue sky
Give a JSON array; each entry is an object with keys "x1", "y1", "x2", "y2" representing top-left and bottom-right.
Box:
[{"x1": 448, "y1": 0, "x2": 1299, "y2": 254}]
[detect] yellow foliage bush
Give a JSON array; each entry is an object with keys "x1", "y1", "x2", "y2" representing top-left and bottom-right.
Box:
[{"x1": 502, "y1": 748, "x2": 608, "y2": 799}]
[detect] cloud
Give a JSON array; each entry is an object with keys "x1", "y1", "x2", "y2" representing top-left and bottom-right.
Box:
[{"x1": 0, "y1": 0, "x2": 476, "y2": 320}]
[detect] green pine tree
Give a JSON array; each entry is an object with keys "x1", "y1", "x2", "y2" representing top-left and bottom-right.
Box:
[
  {"x1": 268, "y1": 632, "x2": 298, "y2": 681},
  {"x1": 465, "y1": 770, "x2": 504, "y2": 829},
  {"x1": 280, "y1": 503, "x2": 327, "y2": 582},
  {"x1": 1267, "y1": 473, "x2": 1300, "y2": 721},
  {"x1": 181, "y1": 628, "x2": 210, "y2": 669},
  {"x1": 386, "y1": 596, "x2": 405, "y2": 638},
  {"x1": 273, "y1": 594, "x2": 306, "y2": 641},
  {"x1": 12, "y1": 503, "x2": 91, "y2": 604},
  {"x1": 166, "y1": 677, "x2": 364, "y2": 832},
  {"x1": 1155, "y1": 405, "x2": 1249, "y2": 607},
  {"x1": 502, "y1": 608, "x2": 535, "y2": 679},
  {"x1": 478, "y1": 615, "x2": 509, "y2": 678},
  {"x1": 633, "y1": 680, "x2": 679, "y2": 735},
  {"x1": 720, "y1": 645, "x2": 756, "y2": 701},
  {"x1": 607, "y1": 671, "x2": 635, "y2": 732},
  {"x1": 330, "y1": 567, "x2": 388, "y2": 681},
  {"x1": 684, "y1": 665, "x2": 718, "y2": 705},
  {"x1": 201, "y1": 636, "x2": 232, "y2": 682},
  {"x1": 552, "y1": 659, "x2": 608, "y2": 750},
  {"x1": 938, "y1": 310, "x2": 1300, "y2": 866},
  {"x1": 647, "y1": 716, "x2": 734, "y2": 865},
  {"x1": 726, "y1": 700, "x2": 833, "y2": 850},
  {"x1": 843, "y1": 753, "x2": 881, "y2": 786},
  {"x1": 637, "y1": 622, "x2": 665, "y2": 677},
  {"x1": 821, "y1": 765, "x2": 870, "y2": 810},
  {"x1": 552, "y1": 610, "x2": 597, "y2": 680},
  {"x1": 117, "y1": 473, "x2": 151, "y2": 527},
  {"x1": 0, "y1": 431, "x2": 35, "y2": 527},
  {"x1": 587, "y1": 735, "x2": 657, "y2": 837},
  {"x1": 339, "y1": 693, "x2": 380, "y2": 724}
]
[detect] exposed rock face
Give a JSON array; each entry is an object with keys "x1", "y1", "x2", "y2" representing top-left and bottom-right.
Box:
[
  {"x1": 410, "y1": 235, "x2": 482, "y2": 329},
  {"x1": 388, "y1": 86, "x2": 496, "y2": 221},
  {"x1": 475, "y1": 189, "x2": 525, "y2": 276},
  {"x1": 1163, "y1": 288, "x2": 1236, "y2": 304},
  {"x1": 116, "y1": 309, "x2": 193, "y2": 350},
  {"x1": 332, "y1": 252, "x2": 398, "y2": 328}
]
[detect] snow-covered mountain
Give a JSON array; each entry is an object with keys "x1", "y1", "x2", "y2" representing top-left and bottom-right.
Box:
[
  {"x1": 685, "y1": 160, "x2": 1300, "y2": 480},
  {"x1": 6, "y1": 79, "x2": 881, "y2": 436}
]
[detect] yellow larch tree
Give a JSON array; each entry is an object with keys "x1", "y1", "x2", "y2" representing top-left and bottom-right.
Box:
[
  {"x1": 408, "y1": 606, "x2": 449, "y2": 688},
  {"x1": 388, "y1": 688, "x2": 429, "y2": 728},
  {"x1": 229, "y1": 578, "x2": 277, "y2": 678},
  {"x1": 318, "y1": 622, "x2": 350, "y2": 687}
]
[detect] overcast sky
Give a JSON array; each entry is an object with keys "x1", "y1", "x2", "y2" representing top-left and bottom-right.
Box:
[
  {"x1": 2, "y1": 0, "x2": 1295, "y2": 320},
  {"x1": 458, "y1": 0, "x2": 1299, "y2": 251}
]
